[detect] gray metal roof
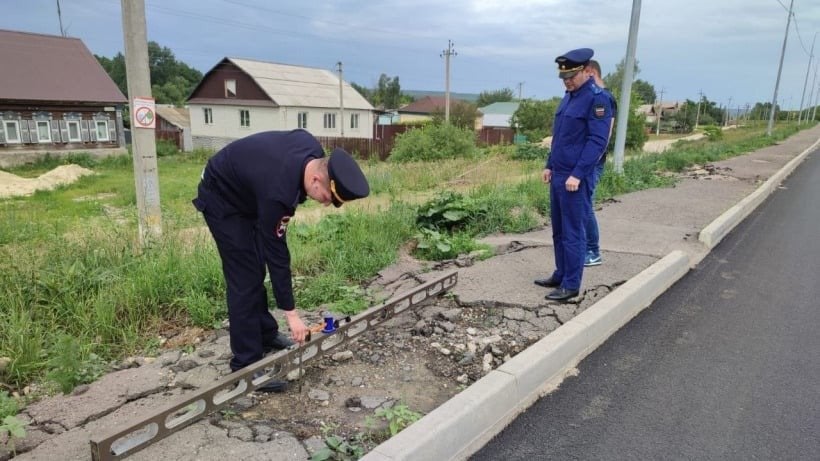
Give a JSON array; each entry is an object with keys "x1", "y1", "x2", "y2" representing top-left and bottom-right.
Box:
[
  {"x1": 0, "y1": 29, "x2": 126, "y2": 104},
  {"x1": 228, "y1": 58, "x2": 373, "y2": 111}
]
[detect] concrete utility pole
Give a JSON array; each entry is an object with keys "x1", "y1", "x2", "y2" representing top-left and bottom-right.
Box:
[
  {"x1": 725, "y1": 96, "x2": 733, "y2": 126},
  {"x1": 767, "y1": 0, "x2": 793, "y2": 136},
  {"x1": 121, "y1": 0, "x2": 162, "y2": 245},
  {"x1": 807, "y1": 63, "x2": 818, "y2": 122},
  {"x1": 337, "y1": 61, "x2": 344, "y2": 137},
  {"x1": 694, "y1": 89, "x2": 703, "y2": 129},
  {"x1": 517, "y1": 82, "x2": 524, "y2": 100},
  {"x1": 798, "y1": 33, "x2": 816, "y2": 124},
  {"x1": 613, "y1": 0, "x2": 641, "y2": 174},
  {"x1": 812, "y1": 79, "x2": 820, "y2": 121},
  {"x1": 655, "y1": 87, "x2": 665, "y2": 135},
  {"x1": 441, "y1": 40, "x2": 456, "y2": 122}
]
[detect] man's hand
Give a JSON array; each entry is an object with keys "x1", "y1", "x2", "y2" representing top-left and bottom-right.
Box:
[
  {"x1": 565, "y1": 175, "x2": 581, "y2": 192},
  {"x1": 542, "y1": 168, "x2": 552, "y2": 184},
  {"x1": 284, "y1": 310, "x2": 308, "y2": 344}
]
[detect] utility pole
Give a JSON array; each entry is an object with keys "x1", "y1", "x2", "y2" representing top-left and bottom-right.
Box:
[
  {"x1": 337, "y1": 61, "x2": 344, "y2": 137},
  {"x1": 56, "y1": 0, "x2": 66, "y2": 36},
  {"x1": 813, "y1": 78, "x2": 820, "y2": 121},
  {"x1": 441, "y1": 40, "x2": 456, "y2": 123},
  {"x1": 767, "y1": 0, "x2": 793, "y2": 136},
  {"x1": 694, "y1": 89, "x2": 703, "y2": 130},
  {"x1": 654, "y1": 87, "x2": 665, "y2": 135},
  {"x1": 798, "y1": 33, "x2": 816, "y2": 124},
  {"x1": 725, "y1": 96, "x2": 732, "y2": 126},
  {"x1": 517, "y1": 82, "x2": 524, "y2": 100},
  {"x1": 807, "y1": 63, "x2": 818, "y2": 122},
  {"x1": 613, "y1": 0, "x2": 641, "y2": 174},
  {"x1": 121, "y1": 0, "x2": 161, "y2": 246}
]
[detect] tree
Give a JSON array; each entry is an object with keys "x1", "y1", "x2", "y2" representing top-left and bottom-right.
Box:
[
  {"x1": 350, "y1": 82, "x2": 372, "y2": 102},
  {"x1": 95, "y1": 41, "x2": 203, "y2": 106},
  {"x1": 476, "y1": 88, "x2": 514, "y2": 107},
  {"x1": 431, "y1": 100, "x2": 479, "y2": 130},
  {"x1": 632, "y1": 79, "x2": 656, "y2": 105},
  {"x1": 375, "y1": 74, "x2": 402, "y2": 109},
  {"x1": 602, "y1": 58, "x2": 641, "y2": 96},
  {"x1": 510, "y1": 98, "x2": 560, "y2": 143}
]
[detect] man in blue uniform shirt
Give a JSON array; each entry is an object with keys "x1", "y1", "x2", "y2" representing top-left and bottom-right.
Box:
[
  {"x1": 534, "y1": 48, "x2": 613, "y2": 302},
  {"x1": 193, "y1": 129, "x2": 369, "y2": 392}
]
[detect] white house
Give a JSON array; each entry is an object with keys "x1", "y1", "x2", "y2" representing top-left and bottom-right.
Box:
[{"x1": 187, "y1": 57, "x2": 374, "y2": 150}]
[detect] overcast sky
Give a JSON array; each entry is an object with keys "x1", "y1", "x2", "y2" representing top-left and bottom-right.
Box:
[{"x1": 3, "y1": 0, "x2": 820, "y2": 109}]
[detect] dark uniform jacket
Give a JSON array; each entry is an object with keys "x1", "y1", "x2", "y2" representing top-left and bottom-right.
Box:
[
  {"x1": 547, "y1": 77, "x2": 614, "y2": 179},
  {"x1": 199, "y1": 129, "x2": 324, "y2": 311}
]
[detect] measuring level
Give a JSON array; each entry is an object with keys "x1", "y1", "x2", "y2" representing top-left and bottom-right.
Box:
[{"x1": 90, "y1": 272, "x2": 458, "y2": 460}]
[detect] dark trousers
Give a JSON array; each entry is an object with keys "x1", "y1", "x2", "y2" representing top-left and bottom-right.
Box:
[
  {"x1": 194, "y1": 182, "x2": 279, "y2": 371},
  {"x1": 549, "y1": 174, "x2": 592, "y2": 291}
]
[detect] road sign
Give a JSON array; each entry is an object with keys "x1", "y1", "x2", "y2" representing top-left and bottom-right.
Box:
[{"x1": 132, "y1": 97, "x2": 156, "y2": 129}]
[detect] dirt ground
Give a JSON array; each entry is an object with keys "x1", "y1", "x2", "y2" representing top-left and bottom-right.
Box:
[{"x1": 0, "y1": 165, "x2": 94, "y2": 198}]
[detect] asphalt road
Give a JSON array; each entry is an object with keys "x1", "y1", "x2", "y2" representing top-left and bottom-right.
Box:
[{"x1": 472, "y1": 151, "x2": 820, "y2": 461}]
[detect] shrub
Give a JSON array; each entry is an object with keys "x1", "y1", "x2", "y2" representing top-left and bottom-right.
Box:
[
  {"x1": 389, "y1": 123, "x2": 476, "y2": 162},
  {"x1": 702, "y1": 125, "x2": 723, "y2": 141},
  {"x1": 513, "y1": 143, "x2": 549, "y2": 161}
]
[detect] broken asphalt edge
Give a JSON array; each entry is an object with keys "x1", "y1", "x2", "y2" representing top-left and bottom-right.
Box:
[{"x1": 362, "y1": 137, "x2": 819, "y2": 461}]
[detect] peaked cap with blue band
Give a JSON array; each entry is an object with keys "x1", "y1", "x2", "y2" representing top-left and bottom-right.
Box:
[
  {"x1": 555, "y1": 48, "x2": 594, "y2": 79},
  {"x1": 327, "y1": 148, "x2": 370, "y2": 208}
]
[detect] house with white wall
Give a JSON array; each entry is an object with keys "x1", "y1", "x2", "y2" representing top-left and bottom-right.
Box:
[{"x1": 187, "y1": 57, "x2": 374, "y2": 150}]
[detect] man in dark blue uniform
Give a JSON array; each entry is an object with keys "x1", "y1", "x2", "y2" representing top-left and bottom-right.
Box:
[
  {"x1": 583, "y1": 59, "x2": 618, "y2": 267},
  {"x1": 534, "y1": 48, "x2": 613, "y2": 302},
  {"x1": 193, "y1": 129, "x2": 369, "y2": 392}
]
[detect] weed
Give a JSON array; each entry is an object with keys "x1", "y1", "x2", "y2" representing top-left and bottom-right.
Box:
[
  {"x1": 372, "y1": 403, "x2": 422, "y2": 437},
  {"x1": 46, "y1": 334, "x2": 108, "y2": 394},
  {"x1": 0, "y1": 415, "x2": 26, "y2": 455}
]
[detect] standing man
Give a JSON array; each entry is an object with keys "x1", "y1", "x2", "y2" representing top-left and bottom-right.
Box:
[
  {"x1": 534, "y1": 48, "x2": 613, "y2": 302},
  {"x1": 193, "y1": 129, "x2": 369, "y2": 392},
  {"x1": 583, "y1": 59, "x2": 617, "y2": 267}
]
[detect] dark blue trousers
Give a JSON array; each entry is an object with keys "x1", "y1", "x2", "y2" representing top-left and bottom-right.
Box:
[
  {"x1": 194, "y1": 182, "x2": 280, "y2": 371},
  {"x1": 549, "y1": 174, "x2": 592, "y2": 291}
]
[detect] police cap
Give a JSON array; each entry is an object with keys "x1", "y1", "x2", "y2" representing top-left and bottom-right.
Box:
[
  {"x1": 328, "y1": 148, "x2": 370, "y2": 208},
  {"x1": 555, "y1": 48, "x2": 594, "y2": 79}
]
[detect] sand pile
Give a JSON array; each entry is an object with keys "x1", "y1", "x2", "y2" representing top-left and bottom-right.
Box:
[{"x1": 0, "y1": 165, "x2": 95, "y2": 198}]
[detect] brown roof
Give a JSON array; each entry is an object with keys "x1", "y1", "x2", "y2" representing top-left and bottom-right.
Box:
[
  {"x1": 156, "y1": 106, "x2": 190, "y2": 128},
  {"x1": 0, "y1": 29, "x2": 126, "y2": 104},
  {"x1": 399, "y1": 96, "x2": 451, "y2": 114}
]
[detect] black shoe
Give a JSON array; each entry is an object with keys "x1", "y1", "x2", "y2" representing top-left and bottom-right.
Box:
[
  {"x1": 534, "y1": 277, "x2": 561, "y2": 288},
  {"x1": 252, "y1": 371, "x2": 288, "y2": 393},
  {"x1": 263, "y1": 332, "x2": 294, "y2": 353},
  {"x1": 545, "y1": 287, "x2": 579, "y2": 302}
]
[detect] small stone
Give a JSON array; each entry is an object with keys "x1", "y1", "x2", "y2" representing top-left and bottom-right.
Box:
[
  {"x1": 345, "y1": 396, "x2": 362, "y2": 408},
  {"x1": 439, "y1": 348, "x2": 451, "y2": 356},
  {"x1": 331, "y1": 350, "x2": 354, "y2": 362},
  {"x1": 171, "y1": 359, "x2": 199, "y2": 372},
  {"x1": 439, "y1": 321, "x2": 456, "y2": 333},
  {"x1": 466, "y1": 328, "x2": 477, "y2": 336},
  {"x1": 456, "y1": 374, "x2": 469, "y2": 384},
  {"x1": 439, "y1": 308, "x2": 462, "y2": 322},
  {"x1": 227, "y1": 425, "x2": 254, "y2": 442},
  {"x1": 351, "y1": 377, "x2": 364, "y2": 387},
  {"x1": 198, "y1": 350, "x2": 216, "y2": 358},
  {"x1": 458, "y1": 352, "x2": 475, "y2": 365},
  {"x1": 308, "y1": 388, "x2": 330, "y2": 402}
]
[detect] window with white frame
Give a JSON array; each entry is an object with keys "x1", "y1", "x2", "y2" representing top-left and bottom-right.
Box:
[
  {"x1": 240, "y1": 109, "x2": 250, "y2": 127},
  {"x1": 3, "y1": 120, "x2": 20, "y2": 144},
  {"x1": 204, "y1": 107, "x2": 213, "y2": 124},
  {"x1": 350, "y1": 113, "x2": 359, "y2": 130},
  {"x1": 225, "y1": 79, "x2": 236, "y2": 98},
  {"x1": 36, "y1": 120, "x2": 52, "y2": 142},
  {"x1": 298, "y1": 112, "x2": 308, "y2": 129},
  {"x1": 323, "y1": 113, "x2": 336, "y2": 129},
  {"x1": 67, "y1": 120, "x2": 81, "y2": 142},
  {"x1": 95, "y1": 120, "x2": 110, "y2": 141}
]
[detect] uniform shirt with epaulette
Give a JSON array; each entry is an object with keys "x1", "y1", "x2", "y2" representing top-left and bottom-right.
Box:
[{"x1": 547, "y1": 77, "x2": 614, "y2": 179}]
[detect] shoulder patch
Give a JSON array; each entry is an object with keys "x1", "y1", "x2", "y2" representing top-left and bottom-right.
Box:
[{"x1": 594, "y1": 104, "x2": 606, "y2": 119}]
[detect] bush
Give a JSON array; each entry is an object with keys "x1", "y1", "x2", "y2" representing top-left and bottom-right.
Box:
[
  {"x1": 155, "y1": 139, "x2": 180, "y2": 157},
  {"x1": 702, "y1": 125, "x2": 723, "y2": 141},
  {"x1": 513, "y1": 143, "x2": 548, "y2": 161},
  {"x1": 389, "y1": 123, "x2": 476, "y2": 162}
]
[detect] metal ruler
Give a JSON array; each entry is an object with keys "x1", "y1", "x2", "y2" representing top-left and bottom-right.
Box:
[{"x1": 89, "y1": 271, "x2": 457, "y2": 460}]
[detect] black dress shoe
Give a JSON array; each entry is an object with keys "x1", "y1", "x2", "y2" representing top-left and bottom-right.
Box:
[
  {"x1": 263, "y1": 332, "x2": 294, "y2": 353},
  {"x1": 534, "y1": 277, "x2": 561, "y2": 288},
  {"x1": 252, "y1": 371, "x2": 288, "y2": 393},
  {"x1": 545, "y1": 287, "x2": 579, "y2": 301}
]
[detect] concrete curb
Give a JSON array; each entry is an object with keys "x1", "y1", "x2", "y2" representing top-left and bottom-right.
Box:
[
  {"x1": 364, "y1": 251, "x2": 690, "y2": 461},
  {"x1": 364, "y1": 132, "x2": 819, "y2": 461},
  {"x1": 699, "y1": 136, "x2": 820, "y2": 248}
]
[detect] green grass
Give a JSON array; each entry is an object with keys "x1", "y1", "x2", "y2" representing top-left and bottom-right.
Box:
[{"x1": 0, "y1": 121, "x2": 813, "y2": 392}]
